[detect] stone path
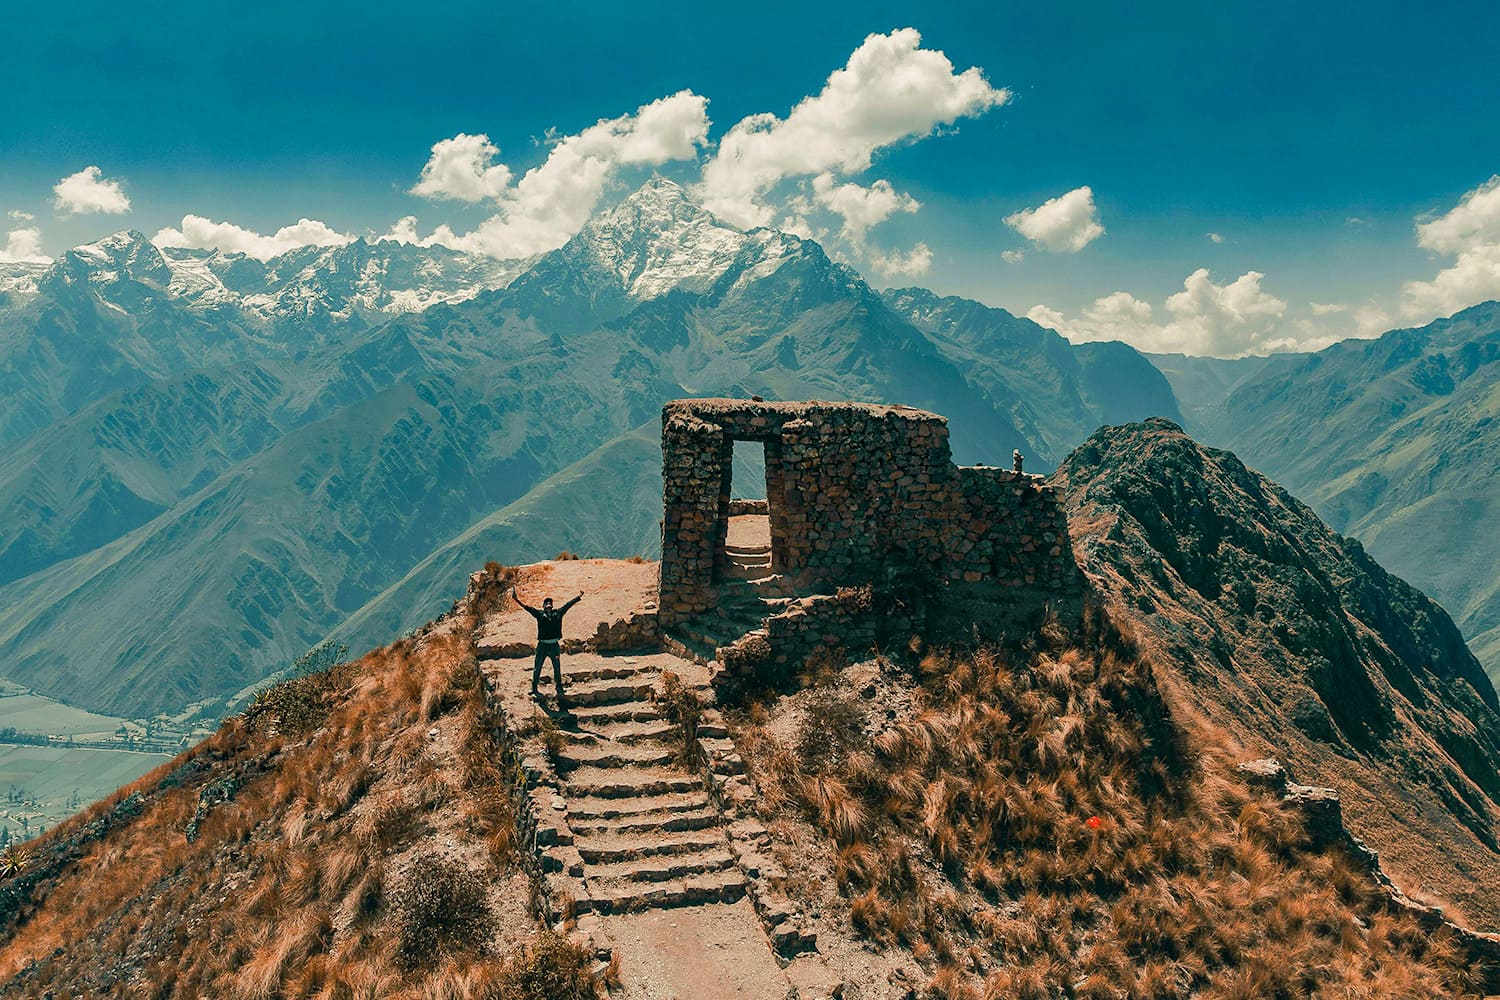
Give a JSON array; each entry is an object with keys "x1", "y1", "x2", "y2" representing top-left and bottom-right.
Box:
[{"x1": 485, "y1": 651, "x2": 748, "y2": 914}]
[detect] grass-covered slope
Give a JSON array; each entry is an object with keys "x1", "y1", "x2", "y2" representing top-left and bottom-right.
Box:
[
  {"x1": 730, "y1": 623, "x2": 1482, "y2": 997},
  {"x1": 0, "y1": 571, "x2": 600, "y2": 998}
]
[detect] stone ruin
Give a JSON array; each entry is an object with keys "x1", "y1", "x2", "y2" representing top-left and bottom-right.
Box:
[{"x1": 658, "y1": 398, "x2": 1081, "y2": 632}]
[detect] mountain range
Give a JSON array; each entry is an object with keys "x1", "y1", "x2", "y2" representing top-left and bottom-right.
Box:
[
  {"x1": 0, "y1": 179, "x2": 1181, "y2": 717},
  {"x1": 0, "y1": 177, "x2": 1496, "y2": 719},
  {"x1": 1154, "y1": 303, "x2": 1500, "y2": 680}
]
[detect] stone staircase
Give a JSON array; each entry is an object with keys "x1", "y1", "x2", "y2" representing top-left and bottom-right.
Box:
[
  {"x1": 664, "y1": 577, "x2": 794, "y2": 666},
  {"x1": 722, "y1": 538, "x2": 772, "y2": 579},
  {"x1": 499, "y1": 654, "x2": 747, "y2": 915},
  {"x1": 481, "y1": 648, "x2": 817, "y2": 956}
]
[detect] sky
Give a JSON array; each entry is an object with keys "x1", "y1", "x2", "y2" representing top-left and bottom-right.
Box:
[{"x1": 3, "y1": 0, "x2": 1499, "y2": 356}]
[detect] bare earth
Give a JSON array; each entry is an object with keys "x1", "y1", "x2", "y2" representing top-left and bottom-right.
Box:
[
  {"x1": 588, "y1": 901, "x2": 792, "y2": 999},
  {"x1": 725, "y1": 515, "x2": 770, "y2": 549},
  {"x1": 477, "y1": 558, "x2": 659, "y2": 650}
]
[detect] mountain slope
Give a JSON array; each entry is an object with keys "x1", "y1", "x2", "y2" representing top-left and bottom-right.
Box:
[
  {"x1": 1166, "y1": 303, "x2": 1500, "y2": 682},
  {"x1": 886, "y1": 288, "x2": 1183, "y2": 467},
  {"x1": 1056, "y1": 418, "x2": 1500, "y2": 926},
  {"x1": 0, "y1": 180, "x2": 1197, "y2": 719}
]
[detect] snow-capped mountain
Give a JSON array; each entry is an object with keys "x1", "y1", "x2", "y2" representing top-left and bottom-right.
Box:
[
  {"x1": 4, "y1": 178, "x2": 803, "y2": 332},
  {"x1": 2, "y1": 230, "x2": 532, "y2": 329},
  {"x1": 0, "y1": 176, "x2": 1189, "y2": 720},
  {"x1": 565, "y1": 176, "x2": 775, "y2": 300}
]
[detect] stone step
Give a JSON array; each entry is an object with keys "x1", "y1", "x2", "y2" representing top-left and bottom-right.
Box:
[
  {"x1": 554, "y1": 660, "x2": 662, "y2": 684},
  {"x1": 566, "y1": 700, "x2": 663, "y2": 725},
  {"x1": 583, "y1": 847, "x2": 738, "y2": 885},
  {"x1": 662, "y1": 633, "x2": 714, "y2": 667},
  {"x1": 567, "y1": 790, "x2": 712, "y2": 820},
  {"x1": 575, "y1": 830, "x2": 729, "y2": 865},
  {"x1": 569, "y1": 806, "x2": 724, "y2": 837},
  {"x1": 586, "y1": 868, "x2": 748, "y2": 915},
  {"x1": 559, "y1": 720, "x2": 677, "y2": 745},
  {"x1": 555, "y1": 678, "x2": 658, "y2": 708},
  {"x1": 724, "y1": 543, "x2": 771, "y2": 556},
  {"x1": 565, "y1": 766, "x2": 704, "y2": 799},
  {"x1": 672, "y1": 625, "x2": 726, "y2": 652},
  {"x1": 556, "y1": 743, "x2": 678, "y2": 771}
]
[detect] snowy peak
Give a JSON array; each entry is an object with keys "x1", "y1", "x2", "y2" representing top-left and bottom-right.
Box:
[
  {"x1": 550, "y1": 177, "x2": 801, "y2": 302},
  {"x1": 45, "y1": 230, "x2": 172, "y2": 294},
  {"x1": 148, "y1": 238, "x2": 529, "y2": 326}
]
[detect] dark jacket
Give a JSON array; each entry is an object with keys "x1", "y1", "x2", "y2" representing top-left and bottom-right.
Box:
[{"x1": 523, "y1": 596, "x2": 580, "y2": 642}]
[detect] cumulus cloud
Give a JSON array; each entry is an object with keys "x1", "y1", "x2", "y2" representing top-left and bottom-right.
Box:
[
  {"x1": 8, "y1": 210, "x2": 35, "y2": 222},
  {"x1": 1027, "y1": 268, "x2": 1291, "y2": 356},
  {"x1": 1402, "y1": 175, "x2": 1500, "y2": 323},
  {"x1": 152, "y1": 215, "x2": 353, "y2": 260},
  {"x1": 696, "y1": 29, "x2": 1008, "y2": 229},
  {"x1": 414, "y1": 90, "x2": 710, "y2": 258},
  {"x1": 0, "y1": 225, "x2": 50, "y2": 264},
  {"x1": 1207, "y1": 231, "x2": 1224, "y2": 244},
  {"x1": 1001, "y1": 249, "x2": 1024, "y2": 264},
  {"x1": 1003, "y1": 186, "x2": 1104, "y2": 253},
  {"x1": 811, "y1": 174, "x2": 919, "y2": 245},
  {"x1": 53, "y1": 166, "x2": 131, "y2": 215},
  {"x1": 410, "y1": 134, "x2": 514, "y2": 202},
  {"x1": 1309, "y1": 302, "x2": 1348, "y2": 315},
  {"x1": 869, "y1": 242, "x2": 933, "y2": 280}
]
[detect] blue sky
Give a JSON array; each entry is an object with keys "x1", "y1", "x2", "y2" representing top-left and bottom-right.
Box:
[{"x1": 3, "y1": 1, "x2": 1499, "y2": 355}]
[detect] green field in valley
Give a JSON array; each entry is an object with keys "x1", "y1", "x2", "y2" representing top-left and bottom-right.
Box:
[
  {"x1": 0, "y1": 683, "x2": 129, "y2": 739},
  {"x1": 0, "y1": 744, "x2": 172, "y2": 840}
]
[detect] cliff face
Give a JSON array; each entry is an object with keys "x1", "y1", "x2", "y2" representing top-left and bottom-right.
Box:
[{"x1": 1055, "y1": 418, "x2": 1500, "y2": 927}]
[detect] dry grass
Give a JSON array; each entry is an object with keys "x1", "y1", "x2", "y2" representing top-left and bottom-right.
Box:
[
  {"x1": 0, "y1": 597, "x2": 550, "y2": 997},
  {"x1": 736, "y1": 613, "x2": 1481, "y2": 998}
]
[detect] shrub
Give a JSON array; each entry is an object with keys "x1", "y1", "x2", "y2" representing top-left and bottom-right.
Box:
[
  {"x1": 391, "y1": 852, "x2": 496, "y2": 969},
  {"x1": 471, "y1": 561, "x2": 517, "y2": 621},
  {"x1": 652, "y1": 671, "x2": 702, "y2": 766},
  {"x1": 553, "y1": 551, "x2": 580, "y2": 561},
  {"x1": 794, "y1": 688, "x2": 866, "y2": 772},
  {"x1": 483, "y1": 930, "x2": 599, "y2": 1000}
]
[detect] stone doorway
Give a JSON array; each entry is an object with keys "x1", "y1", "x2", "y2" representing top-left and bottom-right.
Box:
[{"x1": 718, "y1": 439, "x2": 781, "y2": 582}]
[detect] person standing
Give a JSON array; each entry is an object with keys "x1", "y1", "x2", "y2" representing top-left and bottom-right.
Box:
[{"x1": 513, "y1": 589, "x2": 583, "y2": 706}]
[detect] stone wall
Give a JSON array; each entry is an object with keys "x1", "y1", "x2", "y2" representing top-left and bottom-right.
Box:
[{"x1": 660, "y1": 399, "x2": 1081, "y2": 626}]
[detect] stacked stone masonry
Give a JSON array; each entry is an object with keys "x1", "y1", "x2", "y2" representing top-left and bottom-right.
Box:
[{"x1": 660, "y1": 398, "x2": 1081, "y2": 628}]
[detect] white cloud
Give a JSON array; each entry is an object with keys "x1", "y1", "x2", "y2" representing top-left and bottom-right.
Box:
[
  {"x1": 410, "y1": 134, "x2": 514, "y2": 203},
  {"x1": 1003, "y1": 186, "x2": 1104, "y2": 253},
  {"x1": 1309, "y1": 301, "x2": 1348, "y2": 315},
  {"x1": 1027, "y1": 268, "x2": 1291, "y2": 356},
  {"x1": 810, "y1": 173, "x2": 919, "y2": 245},
  {"x1": 0, "y1": 225, "x2": 50, "y2": 264},
  {"x1": 415, "y1": 90, "x2": 710, "y2": 258},
  {"x1": 8, "y1": 210, "x2": 34, "y2": 222},
  {"x1": 696, "y1": 28, "x2": 1008, "y2": 229},
  {"x1": 1353, "y1": 305, "x2": 1393, "y2": 337},
  {"x1": 1001, "y1": 249, "x2": 1024, "y2": 264},
  {"x1": 152, "y1": 215, "x2": 353, "y2": 260},
  {"x1": 1401, "y1": 175, "x2": 1500, "y2": 323},
  {"x1": 52, "y1": 166, "x2": 131, "y2": 215},
  {"x1": 1207, "y1": 231, "x2": 1224, "y2": 244},
  {"x1": 379, "y1": 216, "x2": 443, "y2": 247},
  {"x1": 869, "y1": 242, "x2": 933, "y2": 280}
]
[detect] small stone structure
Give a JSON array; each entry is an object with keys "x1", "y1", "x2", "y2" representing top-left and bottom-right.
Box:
[{"x1": 659, "y1": 398, "x2": 1080, "y2": 627}]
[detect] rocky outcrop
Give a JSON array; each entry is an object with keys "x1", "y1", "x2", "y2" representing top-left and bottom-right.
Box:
[{"x1": 1057, "y1": 418, "x2": 1500, "y2": 929}]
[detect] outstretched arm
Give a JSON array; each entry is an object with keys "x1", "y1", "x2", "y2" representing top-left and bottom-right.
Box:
[
  {"x1": 561, "y1": 592, "x2": 583, "y2": 613},
  {"x1": 512, "y1": 588, "x2": 538, "y2": 615}
]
